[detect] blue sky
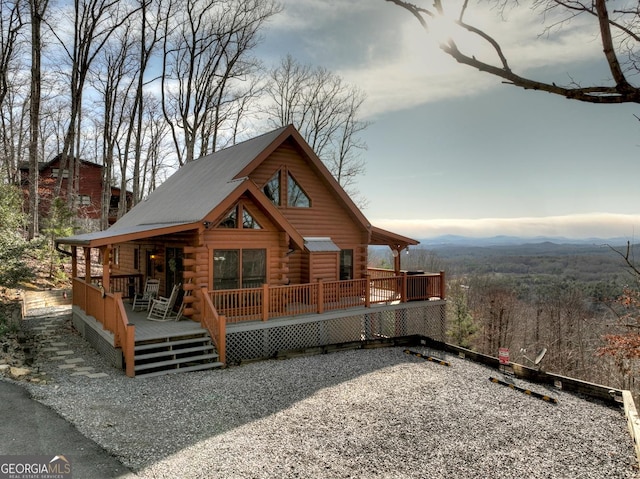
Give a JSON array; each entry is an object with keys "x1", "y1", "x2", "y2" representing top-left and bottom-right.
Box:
[{"x1": 257, "y1": 0, "x2": 640, "y2": 240}]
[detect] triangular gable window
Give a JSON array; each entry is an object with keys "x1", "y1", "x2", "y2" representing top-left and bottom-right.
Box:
[
  {"x1": 242, "y1": 209, "x2": 261, "y2": 229},
  {"x1": 217, "y1": 203, "x2": 262, "y2": 229},
  {"x1": 218, "y1": 208, "x2": 237, "y2": 228},
  {"x1": 287, "y1": 172, "x2": 310, "y2": 208},
  {"x1": 263, "y1": 171, "x2": 280, "y2": 206}
]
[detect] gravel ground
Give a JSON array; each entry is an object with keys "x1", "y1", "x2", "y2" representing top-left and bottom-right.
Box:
[{"x1": 21, "y1": 315, "x2": 640, "y2": 479}]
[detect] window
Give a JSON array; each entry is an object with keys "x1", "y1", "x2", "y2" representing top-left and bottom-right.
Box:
[
  {"x1": 217, "y1": 204, "x2": 262, "y2": 229},
  {"x1": 242, "y1": 209, "x2": 261, "y2": 229},
  {"x1": 218, "y1": 208, "x2": 237, "y2": 228},
  {"x1": 287, "y1": 172, "x2": 310, "y2": 208},
  {"x1": 263, "y1": 171, "x2": 280, "y2": 206},
  {"x1": 340, "y1": 250, "x2": 353, "y2": 280},
  {"x1": 133, "y1": 248, "x2": 139, "y2": 270},
  {"x1": 76, "y1": 195, "x2": 91, "y2": 206},
  {"x1": 213, "y1": 249, "x2": 266, "y2": 290},
  {"x1": 51, "y1": 168, "x2": 69, "y2": 179}
]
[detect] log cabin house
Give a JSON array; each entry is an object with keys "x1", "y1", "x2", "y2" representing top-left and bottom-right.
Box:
[
  {"x1": 56, "y1": 125, "x2": 446, "y2": 377},
  {"x1": 20, "y1": 155, "x2": 132, "y2": 228}
]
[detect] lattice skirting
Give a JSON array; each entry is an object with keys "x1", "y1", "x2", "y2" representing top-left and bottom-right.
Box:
[
  {"x1": 226, "y1": 300, "x2": 446, "y2": 364},
  {"x1": 72, "y1": 306, "x2": 124, "y2": 369}
]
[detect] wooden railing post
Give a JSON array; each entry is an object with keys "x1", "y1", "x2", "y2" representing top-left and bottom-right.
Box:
[
  {"x1": 317, "y1": 280, "x2": 324, "y2": 314},
  {"x1": 218, "y1": 315, "x2": 226, "y2": 364},
  {"x1": 124, "y1": 324, "x2": 135, "y2": 377},
  {"x1": 262, "y1": 283, "x2": 269, "y2": 321},
  {"x1": 401, "y1": 273, "x2": 408, "y2": 303},
  {"x1": 200, "y1": 286, "x2": 226, "y2": 365},
  {"x1": 365, "y1": 278, "x2": 371, "y2": 308},
  {"x1": 439, "y1": 270, "x2": 446, "y2": 300}
]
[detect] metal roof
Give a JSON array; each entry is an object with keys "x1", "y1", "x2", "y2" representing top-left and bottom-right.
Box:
[{"x1": 304, "y1": 237, "x2": 341, "y2": 252}]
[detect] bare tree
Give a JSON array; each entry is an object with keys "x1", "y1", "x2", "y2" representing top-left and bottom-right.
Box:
[
  {"x1": 129, "y1": 0, "x2": 164, "y2": 208},
  {"x1": 0, "y1": 73, "x2": 28, "y2": 185},
  {"x1": 0, "y1": 0, "x2": 26, "y2": 234},
  {"x1": 161, "y1": 0, "x2": 279, "y2": 165},
  {"x1": 0, "y1": 0, "x2": 24, "y2": 110},
  {"x1": 27, "y1": 0, "x2": 49, "y2": 238},
  {"x1": 47, "y1": 0, "x2": 140, "y2": 207},
  {"x1": 265, "y1": 55, "x2": 370, "y2": 203},
  {"x1": 386, "y1": 0, "x2": 640, "y2": 104},
  {"x1": 90, "y1": 23, "x2": 138, "y2": 228}
]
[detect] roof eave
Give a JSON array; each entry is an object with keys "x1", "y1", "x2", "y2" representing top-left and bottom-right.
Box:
[{"x1": 56, "y1": 221, "x2": 202, "y2": 248}]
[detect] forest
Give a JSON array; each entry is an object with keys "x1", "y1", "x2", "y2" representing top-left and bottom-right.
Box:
[
  {"x1": 0, "y1": 0, "x2": 369, "y2": 237},
  {"x1": 370, "y1": 241, "x2": 640, "y2": 400}
]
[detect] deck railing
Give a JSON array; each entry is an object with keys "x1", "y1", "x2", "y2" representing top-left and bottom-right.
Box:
[
  {"x1": 90, "y1": 273, "x2": 143, "y2": 300},
  {"x1": 209, "y1": 270, "x2": 445, "y2": 323},
  {"x1": 72, "y1": 278, "x2": 136, "y2": 377},
  {"x1": 199, "y1": 286, "x2": 226, "y2": 364}
]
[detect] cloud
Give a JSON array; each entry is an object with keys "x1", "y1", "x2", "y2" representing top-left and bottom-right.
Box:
[
  {"x1": 265, "y1": 1, "x2": 607, "y2": 118},
  {"x1": 371, "y1": 213, "x2": 640, "y2": 240}
]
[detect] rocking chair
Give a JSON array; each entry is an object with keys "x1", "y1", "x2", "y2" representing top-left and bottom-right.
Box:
[
  {"x1": 131, "y1": 278, "x2": 160, "y2": 311},
  {"x1": 147, "y1": 283, "x2": 182, "y2": 322}
]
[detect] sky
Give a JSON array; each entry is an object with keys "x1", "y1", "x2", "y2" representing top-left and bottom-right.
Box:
[{"x1": 255, "y1": 0, "x2": 640, "y2": 240}]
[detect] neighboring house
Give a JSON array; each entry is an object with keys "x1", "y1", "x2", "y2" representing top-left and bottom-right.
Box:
[
  {"x1": 20, "y1": 155, "x2": 132, "y2": 228},
  {"x1": 57, "y1": 125, "x2": 446, "y2": 377}
]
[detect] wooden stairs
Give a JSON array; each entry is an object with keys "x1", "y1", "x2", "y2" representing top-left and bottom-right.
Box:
[{"x1": 133, "y1": 328, "x2": 223, "y2": 378}]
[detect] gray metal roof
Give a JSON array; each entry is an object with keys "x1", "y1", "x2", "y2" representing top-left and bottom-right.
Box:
[
  {"x1": 304, "y1": 237, "x2": 341, "y2": 252},
  {"x1": 112, "y1": 126, "x2": 288, "y2": 230}
]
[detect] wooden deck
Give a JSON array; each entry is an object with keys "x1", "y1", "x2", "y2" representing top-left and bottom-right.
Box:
[{"x1": 123, "y1": 301, "x2": 207, "y2": 342}]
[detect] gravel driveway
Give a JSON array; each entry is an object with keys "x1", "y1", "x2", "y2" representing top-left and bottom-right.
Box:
[{"x1": 19, "y1": 315, "x2": 639, "y2": 478}]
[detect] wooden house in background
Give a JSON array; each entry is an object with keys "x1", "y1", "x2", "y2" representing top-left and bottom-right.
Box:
[
  {"x1": 20, "y1": 155, "x2": 132, "y2": 228},
  {"x1": 57, "y1": 125, "x2": 446, "y2": 377}
]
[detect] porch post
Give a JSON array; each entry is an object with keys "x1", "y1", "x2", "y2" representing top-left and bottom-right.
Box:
[
  {"x1": 439, "y1": 270, "x2": 446, "y2": 300},
  {"x1": 83, "y1": 247, "x2": 91, "y2": 283},
  {"x1": 71, "y1": 247, "x2": 78, "y2": 278},
  {"x1": 102, "y1": 245, "x2": 112, "y2": 293}
]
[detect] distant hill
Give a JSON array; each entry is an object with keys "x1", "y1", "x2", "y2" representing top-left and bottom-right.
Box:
[{"x1": 417, "y1": 235, "x2": 631, "y2": 248}]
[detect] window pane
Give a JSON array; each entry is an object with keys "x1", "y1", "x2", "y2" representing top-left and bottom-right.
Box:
[
  {"x1": 218, "y1": 208, "x2": 237, "y2": 228},
  {"x1": 242, "y1": 249, "x2": 266, "y2": 288},
  {"x1": 340, "y1": 250, "x2": 353, "y2": 280},
  {"x1": 287, "y1": 172, "x2": 310, "y2": 207},
  {"x1": 242, "y1": 209, "x2": 261, "y2": 229},
  {"x1": 264, "y1": 171, "x2": 280, "y2": 206},
  {"x1": 214, "y1": 250, "x2": 239, "y2": 289}
]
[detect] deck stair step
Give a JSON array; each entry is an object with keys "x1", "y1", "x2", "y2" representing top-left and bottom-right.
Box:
[
  {"x1": 135, "y1": 335, "x2": 211, "y2": 352},
  {"x1": 133, "y1": 329, "x2": 223, "y2": 378},
  {"x1": 135, "y1": 344, "x2": 215, "y2": 362},
  {"x1": 135, "y1": 361, "x2": 225, "y2": 379}
]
